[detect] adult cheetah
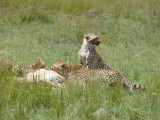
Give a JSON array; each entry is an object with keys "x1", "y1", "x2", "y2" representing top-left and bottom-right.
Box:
[
  {"x1": 78, "y1": 33, "x2": 111, "y2": 69},
  {"x1": 52, "y1": 62, "x2": 145, "y2": 90}
]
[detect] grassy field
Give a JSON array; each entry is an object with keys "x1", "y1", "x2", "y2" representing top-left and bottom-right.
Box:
[{"x1": 0, "y1": 0, "x2": 160, "y2": 119}]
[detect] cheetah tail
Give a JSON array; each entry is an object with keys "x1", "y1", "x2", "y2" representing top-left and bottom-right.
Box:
[
  {"x1": 131, "y1": 84, "x2": 145, "y2": 90},
  {"x1": 123, "y1": 80, "x2": 145, "y2": 90}
]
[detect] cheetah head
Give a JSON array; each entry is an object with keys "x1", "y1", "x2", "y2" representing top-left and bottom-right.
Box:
[
  {"x1": 84, "y1": 33, "x2": 100, "y2": 46},
  {"x1": 12, "y1": 65, "x2": 22, "y2": 76},
  {"x1": 52, "y1": 61, "x2": 72, "y2": 78},
  {"x1": 32, "y1": 58, "x2": 45, "y2": 70}
]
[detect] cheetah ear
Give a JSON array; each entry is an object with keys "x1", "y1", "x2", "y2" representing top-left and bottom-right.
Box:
[
  {"x1": 37, "y1": 57, "x2": 41, "y2": 61},
  {"x1": 31, "y1": 64, "x2": 35, "y2": 68},
  {"x1": 61, "y1": 64, "x2": 68, "y2": 69},
  {"x1": 84, "y1": 34, "x2": 89, "y2": 40}
]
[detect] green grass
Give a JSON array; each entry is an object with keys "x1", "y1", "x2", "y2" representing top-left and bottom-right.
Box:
[{"x1": 0, "y1": 0, "x2": 160, "y2": 119}]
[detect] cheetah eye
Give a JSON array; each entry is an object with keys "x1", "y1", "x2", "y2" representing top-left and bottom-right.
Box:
[
  {"x1": 94, "y1": 38, "x2": 98, "y2": 40},
  {"x1": 85, "y1": 36, "x2": 90, "y2": 40}
]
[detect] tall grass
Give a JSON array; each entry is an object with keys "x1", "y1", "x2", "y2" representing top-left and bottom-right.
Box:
[
  {"x1": 0, "y1": 0, "x2": 159, "y2": 25},
  {"x1": 0, "y1": 0, "x2": 160, "y2": 119}
]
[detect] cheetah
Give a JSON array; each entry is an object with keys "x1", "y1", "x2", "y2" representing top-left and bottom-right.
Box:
[
  {"x1": 78, "y1": 33, "x2": 111, "y2": 69},
  {"x1": 32, "y1": 58, "x2": 45, "y2": 69},
  {"x1": 52, "y1": 62, "x2": 145, "y2": 90},
  {"x1": 13, "y1": 58, "x2": 45, "y2": 77}
]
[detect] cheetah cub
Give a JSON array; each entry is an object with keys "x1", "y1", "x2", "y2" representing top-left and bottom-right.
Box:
[
  {"x1": 13, "y1": 58, "x2": 45, "y2": 77},
  {"x1": 78, "y1": 33, "x2": 111, "y2": 69}
]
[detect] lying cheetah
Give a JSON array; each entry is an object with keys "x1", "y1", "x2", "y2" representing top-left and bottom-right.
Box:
[
  {"x1": 52, "y1": 62, "x2": 145, "y2": 90},
  {"x1": 78, "y1": 33, "x2": 111, "y2": 69},
  {"x1": 13, "y1": 58, "x2": 45, "y2": 77},
  {"x1": 26, "y1": 68, "x2": 65, "y2": 87}
]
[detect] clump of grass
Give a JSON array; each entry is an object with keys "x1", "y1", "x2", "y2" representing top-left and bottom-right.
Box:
[
  {"x1": 0, "y1": 0, "x2": 11, "y2": 7},
  {"x1": 1, "y1": 0, "x2": 159, "y2": 25},
  {"x1": 21, "y1": 8, "x2": 50, "y2": 23}
]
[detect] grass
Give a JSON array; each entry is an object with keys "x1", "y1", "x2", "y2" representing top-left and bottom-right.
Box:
[{"x1": 0, "y1": 0, "x2": 160, "y2": 119}]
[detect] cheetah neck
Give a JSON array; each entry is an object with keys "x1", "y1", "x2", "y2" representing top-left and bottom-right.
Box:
[{"x1": 81, "y1": 38, "x2": 96, "y2": 52}]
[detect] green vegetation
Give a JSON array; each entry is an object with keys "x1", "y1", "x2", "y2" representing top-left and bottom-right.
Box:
[{"x1": 0, "y1": 0, "x2": 160, "y2": 119}]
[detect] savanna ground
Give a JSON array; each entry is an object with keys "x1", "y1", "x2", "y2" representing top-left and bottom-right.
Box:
[{"x1": 0, "y1": 0, "x2": 160, "y2": 119}]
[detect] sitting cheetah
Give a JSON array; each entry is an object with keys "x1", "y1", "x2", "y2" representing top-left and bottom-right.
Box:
[
  {"x1": 13, "y1": 58, "x2": 45, "y2": 77},
  {"x1": 52, "y1": 62, "x2": 145, "y2": 90},
  {"x1": 78, "y1": 33, "x2": 111, "y2": 69}
]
